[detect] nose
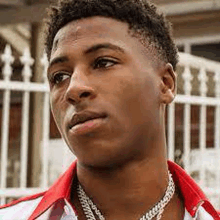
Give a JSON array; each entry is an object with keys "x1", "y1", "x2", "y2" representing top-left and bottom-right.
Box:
[{"x1": 65, "y1": 74, "x2": 96, "y2": 105}]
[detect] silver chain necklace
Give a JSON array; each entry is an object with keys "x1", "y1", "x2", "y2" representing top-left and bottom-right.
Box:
[{"x1": 77, "y1": 171, "x2": 175, "y2": 220}]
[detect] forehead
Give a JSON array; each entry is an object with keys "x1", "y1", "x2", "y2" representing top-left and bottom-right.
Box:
[
  {"x1": 50, "y1": 16, "x2": 161, "y2": 71},
  {"x1": 53, "y1": 17, "x2": 129, "y2": 48},
  {"x1": 51, "y1": 16, "x2": 151, "y2": 57}
]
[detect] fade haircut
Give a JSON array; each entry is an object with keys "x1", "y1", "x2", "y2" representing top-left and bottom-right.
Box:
[{"x1": 45, "y1": 0, "x2": 179, "y2": 70}]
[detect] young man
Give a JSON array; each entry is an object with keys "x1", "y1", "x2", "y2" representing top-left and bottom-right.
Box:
[{"x1": 0, "y1": 0, "x2": 219, "y2": 219}]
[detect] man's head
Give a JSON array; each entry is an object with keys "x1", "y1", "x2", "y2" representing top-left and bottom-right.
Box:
[
  {"x1": 46, "y1": 0, "x2": 178, "y2": 168},
  {"x1": 45, "y1": 0, "x2": 178, "y2": 70}
]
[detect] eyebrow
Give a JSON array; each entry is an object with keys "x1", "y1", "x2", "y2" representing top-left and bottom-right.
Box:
[
  {"x1": 84, "y1": 43, "x2": 125, "y2": 55},
  {"x1": 48, "y1": 56, "x2": 69, "y2": 69},
  {"x1": 48, "y1": 43, "x2": 125, "y2": 70}
]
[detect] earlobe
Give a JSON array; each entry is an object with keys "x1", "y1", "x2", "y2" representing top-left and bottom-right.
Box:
[{"x1": 160, "y1": 63, "x2": 176, "y2": 104}]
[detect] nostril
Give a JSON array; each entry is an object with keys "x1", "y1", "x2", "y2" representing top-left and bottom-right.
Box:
[{"x1": 79, "y1": 91, "x2": 91, "y2": 99}]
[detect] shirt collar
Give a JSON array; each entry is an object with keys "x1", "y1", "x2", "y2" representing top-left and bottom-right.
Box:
[
  {"x1": 168, "y1": 161, "x2": 219, "y2": 219},
  {"x1": 29, "y1": 160, "x2": 219, "y2": 220},
  {"x1": 29, "y1": 161, "x2": 77, "y2": 220}
]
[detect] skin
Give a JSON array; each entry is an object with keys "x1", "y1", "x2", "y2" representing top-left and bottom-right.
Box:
[{"x1": 48, "y1": 16, "x2": 184, "y2": 219}]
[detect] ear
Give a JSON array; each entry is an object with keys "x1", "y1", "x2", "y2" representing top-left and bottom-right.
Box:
[{"x1": 160, "y1": 63, "x2": 176, "y2": 104}]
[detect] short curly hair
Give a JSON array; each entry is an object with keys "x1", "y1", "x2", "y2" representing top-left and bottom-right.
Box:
[{"x1": 45, "y1": 0, "x2": 179, "y2": 70}]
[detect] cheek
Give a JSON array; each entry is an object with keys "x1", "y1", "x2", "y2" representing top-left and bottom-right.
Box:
[
  {"x1": 50, "y1": 90, "x2": 67, "y2": 128},
  {"x1": 139, "y1": 78, "x2": 161, "y2": 125},
  {"x1": 140, "y1": 79, "x2": 160, "y2": 111},
  {"x1": 124, "y1": 77, "x2": 160, "y2": 120},
  {"x1": 110, "y1": 77, "x2": 145, "y2": 123}
]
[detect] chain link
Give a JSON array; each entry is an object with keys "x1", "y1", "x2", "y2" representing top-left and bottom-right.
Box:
[{"x1": 77, "y1": 171, "x2": 175, "y2": 220}]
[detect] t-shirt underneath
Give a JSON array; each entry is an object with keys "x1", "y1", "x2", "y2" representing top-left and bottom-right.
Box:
[{"x1": 184, "y1": 209, "x2": 193, "y2": 220}]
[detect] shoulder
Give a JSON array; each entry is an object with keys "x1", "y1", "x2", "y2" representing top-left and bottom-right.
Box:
[{"x1": 0, "y1": 192, "x2": 45, "y2": 220}]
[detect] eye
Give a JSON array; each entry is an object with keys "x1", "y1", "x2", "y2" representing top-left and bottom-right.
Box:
[
  {"x1": 51, "y1": 72, "x2": 70, "y2": 84},
  {"x1": 93, "y1": 58, "x2": 117, "y2": 69}
]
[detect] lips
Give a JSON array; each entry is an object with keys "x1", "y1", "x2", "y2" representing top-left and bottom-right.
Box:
[{"x1": 68, "y1": 111, "x2": 107, "y2": 129}]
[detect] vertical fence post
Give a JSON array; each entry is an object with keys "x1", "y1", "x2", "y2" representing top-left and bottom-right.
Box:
[
  {"x1": 182, "y1": 64, "x2": 192, "y2": 173},
  {"x1": 198, "y1": 67, "x2": 208, "y2": 187},
  {"x1": 214, "y1": 71, "x2": 220, "y2": 150},
  {"x1": 214, "y1": 70, "x2": 220, "y2": 195},
  {"x1": 40, "y1": 52, "x2": 50, "y2": 188},
  {"x1": 20, "y1": 48, "x2": 34, "y2": 188},
  {"x1": 168, "y1": 103, "x2": 175, "y2": 161},
  {"x1": 0, "y1": 45, "x2": 14, "y2": 205}
]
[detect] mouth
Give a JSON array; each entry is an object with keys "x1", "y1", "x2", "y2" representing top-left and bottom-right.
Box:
[{"x1": 68, "y1": 111, "x2": 107, "y2": 130}]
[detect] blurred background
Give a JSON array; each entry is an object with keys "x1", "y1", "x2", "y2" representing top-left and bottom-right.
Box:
[{"x1": 0, "y1": 0, "x2": 220, "y2": 210}]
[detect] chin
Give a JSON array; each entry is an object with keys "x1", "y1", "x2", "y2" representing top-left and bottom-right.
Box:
[
  {"x1": 77, "y1": 151, "x2": 134, "y2": 171},
  {"x1": 67, "y1": 133, "x2": 139, "y2": 169}
]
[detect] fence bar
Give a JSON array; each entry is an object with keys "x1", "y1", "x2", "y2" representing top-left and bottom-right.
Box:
[
  {"x1": 20, "y1": 48, "x2": 34, "y2": 188},
  {"x1": 199, "y1": 105, "x2": 207, "y2": 186},
  {"x1": 41, "y1": 53, "x2": 50, "y2": 188},
  {"x1": 198, "y1": 67, "x2": 208, "y2": 187},
  {"x1": 179, "y1": 52, "x2": 220, "y2": 72},
  {"x1": 20, "y1": 91, "x2": 30, "y2": 187},
  {"x1": 215, "y1": 105, "x2": 220, "y2": 194},
  {"x1": 41, "y1": 92, "x2": 50, "y2": 188},
  {"x1": 214, "y1": 70, "x2": 220, "y2": 192},
  {"x1": 183, "y1": 104, "x2": 191, "y2": 173},
  {"x1": 0, "y1": 90, "x2": 11, "y2": 205},
  {"x1": 167, "y1": 103, "x2": 175, "y2": 161},
  {"x1": 0, "y1": 45, "x2": 14, "y2": 205},
  {"x1": 214, "y1": 71, "x2": 220, "y2": 150},
  {"x1": 175, "y1": 95, "x2": 220, "y2": 106},
  {"x1": 0, "y1": 81, "x2": 49, "y2": 92},
  {"x1": 182, "y1": 64, "x2": 192, "y2": 172}
]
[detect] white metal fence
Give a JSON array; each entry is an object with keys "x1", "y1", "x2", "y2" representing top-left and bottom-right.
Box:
[
  {"x1": 167, "y1": 52, "x2": 220, "y2": 208},
  {"x1": 0, "y1": 45, "x2": 220, "y2": 208},
  {"x1": 0, "y1": 45, "x2": 50, "y2": 205}
]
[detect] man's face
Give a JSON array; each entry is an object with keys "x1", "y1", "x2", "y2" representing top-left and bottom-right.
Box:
[{"x1": 48, "y1": 17, "x2": 165, "y2": 167}]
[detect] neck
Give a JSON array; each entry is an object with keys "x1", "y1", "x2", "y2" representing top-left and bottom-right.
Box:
[
  {"x1": 73, "y1": 126, "x2": 184, "y2": 220},
  {"x1": 73, "y1": 157, "x2": 183, "y2": 219}
]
